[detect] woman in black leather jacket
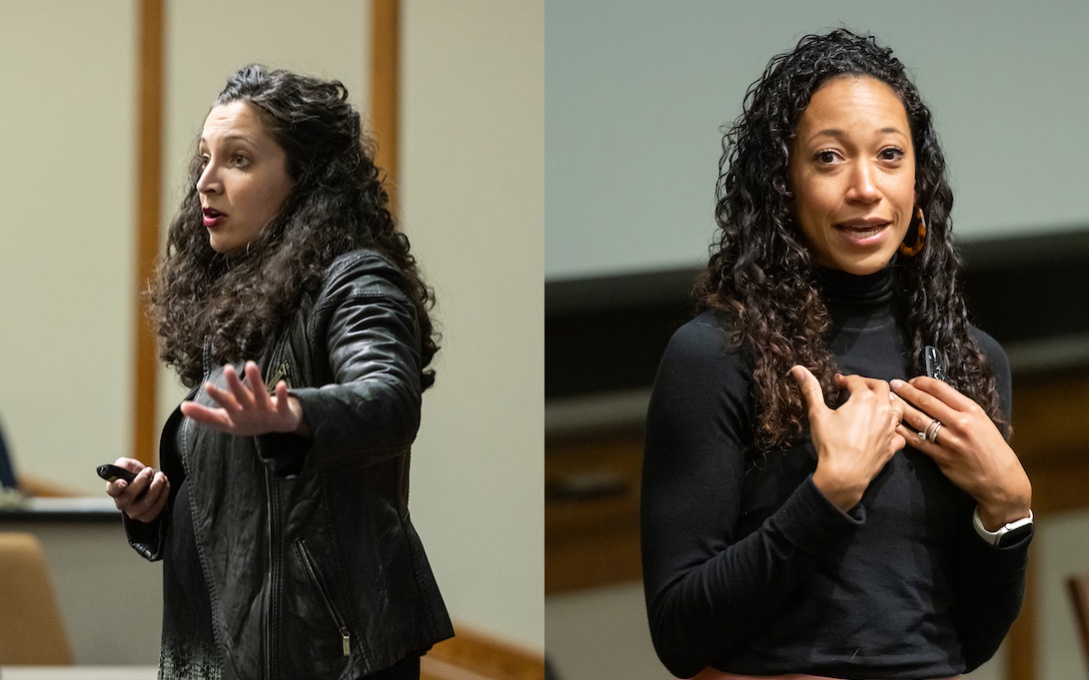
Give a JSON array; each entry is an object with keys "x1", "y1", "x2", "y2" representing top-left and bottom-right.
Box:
[{"x1": 105, "y1": 65, "x2": 452, "y2": 680}]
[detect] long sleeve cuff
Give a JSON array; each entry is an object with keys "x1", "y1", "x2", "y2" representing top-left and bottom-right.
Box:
[{"x1": 123, "y1": 511, "x2": 168, "y2": 562}]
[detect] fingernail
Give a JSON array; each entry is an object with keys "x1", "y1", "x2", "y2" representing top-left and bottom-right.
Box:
[{"x1": 891, "y1": 379, "x2": 905, "y2": 390}]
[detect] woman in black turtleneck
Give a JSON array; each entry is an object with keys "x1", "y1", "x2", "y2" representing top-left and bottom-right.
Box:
[{"x1": 641, "y1": 30, "x2": 1032, "y2": 680}]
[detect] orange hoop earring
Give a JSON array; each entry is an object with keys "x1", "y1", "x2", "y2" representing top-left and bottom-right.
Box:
[{"x1": 899, "y1": 207, "x2": 927, "y2": 257}]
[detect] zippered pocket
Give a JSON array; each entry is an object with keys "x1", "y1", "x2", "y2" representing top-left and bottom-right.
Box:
[{"x1": 295, "y1": 539, "x2": 352, "y2": 657}]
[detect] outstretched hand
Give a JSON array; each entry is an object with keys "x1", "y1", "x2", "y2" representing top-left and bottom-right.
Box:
[
  {"x1": 891, "y1": 376, "x2": 1031, "y2": 529},
  {"x1": 181, "y1": 361, "x2": 312, "y2": 437},
  {"x1": 791, "y1": 366, "x2": 906, "y2": 512}
]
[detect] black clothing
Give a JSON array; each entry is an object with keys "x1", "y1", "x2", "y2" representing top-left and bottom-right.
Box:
[
  {"x1": 641, "y1": 267, "x2": 1030, "y2": 679},
  {"x1": 354, "y1": 654, "x2": 420, "y2": 680},
  {"x1": 126, "y1": 250, "x2": 453, "y2": 680}
]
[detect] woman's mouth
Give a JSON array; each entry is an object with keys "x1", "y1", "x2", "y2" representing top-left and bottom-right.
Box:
[
  {"x1": 203, "y1": 208, "x2": 225, "y2": 228},
  {"x1": 835, "y1": 220, "x2": 889, "y2": 244}
]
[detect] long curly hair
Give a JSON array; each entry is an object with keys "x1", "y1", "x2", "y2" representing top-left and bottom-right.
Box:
[
  {"x1": 697, "y1": 29, "x2": 1002, "y2": 452},
  {"x1": 150, "y1": 65, "x2": 438, "y2": 390}
]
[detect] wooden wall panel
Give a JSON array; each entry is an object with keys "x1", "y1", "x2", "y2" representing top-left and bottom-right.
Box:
[{"x1": 133, "y1": 0, "x2": 164, "y2": 465}]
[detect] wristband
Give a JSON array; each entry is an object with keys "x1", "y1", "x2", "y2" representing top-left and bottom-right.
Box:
[{"x1": 972, "y1": 507, "x2": 1033, "y2": 547}]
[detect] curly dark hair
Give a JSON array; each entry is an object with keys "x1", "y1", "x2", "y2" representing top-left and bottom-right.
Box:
[
  {"x1": 150, "y1": 64, "x2": 438, "y2": 389},
  {"x1": 697, "y1": 29, "x2": 1003, "y2": 452}
]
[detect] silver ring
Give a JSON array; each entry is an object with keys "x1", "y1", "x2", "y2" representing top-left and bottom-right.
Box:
[{"x1": 925, "y1": 419, "x2": 943, "y2": 444}]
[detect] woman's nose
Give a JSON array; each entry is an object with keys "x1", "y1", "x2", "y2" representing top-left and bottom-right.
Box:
[
  {"x1": 195, "y1": 162, "x2": 220, "y2": 194},
  {"x1": 846, "y1": 161, "x2": 880, "y2": 203}
]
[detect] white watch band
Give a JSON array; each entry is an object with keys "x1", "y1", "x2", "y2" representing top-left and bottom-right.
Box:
[{"x1": 972, "y1": 507, "x2": 1033, "y2": 546}]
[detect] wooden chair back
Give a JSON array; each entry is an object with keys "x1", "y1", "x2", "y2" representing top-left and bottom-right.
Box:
[{"x1": 0, "y1": 532, "x2": 73, "y2": 664}]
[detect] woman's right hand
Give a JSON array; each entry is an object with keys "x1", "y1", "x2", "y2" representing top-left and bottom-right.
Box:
[
  {"x1": 791, "y1": 366, "x2": 906, "y2": 512},
  {"x1": 104, "y1": 457, "x2": 170, "y2": 523}
]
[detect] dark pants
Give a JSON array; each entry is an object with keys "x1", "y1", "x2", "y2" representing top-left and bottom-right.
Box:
[{"x1": 356, "y1": 655, "x2": 421, "y2": 680}]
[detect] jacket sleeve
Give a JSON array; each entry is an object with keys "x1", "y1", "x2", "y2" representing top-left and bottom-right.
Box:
[
  {"x1": 122, "y1": 509, "x2": 170, "y2": 561},
  {"x1": 123, "y1": 405, "x2": 189, "y2": 561},
  {"x1": 641, "y1": 316, "x2": 861, "y2": 678},
  {"x1": 256, "y1": 259, "x2": 423, "y2": 476},
  {"x1": 951, "y1": 329, "x2": 1031, "y2": 671}
]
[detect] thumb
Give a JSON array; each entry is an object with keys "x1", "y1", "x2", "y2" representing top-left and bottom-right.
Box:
[{"x1": 790, "y1": 365, "x2": 826, "y2": 415}]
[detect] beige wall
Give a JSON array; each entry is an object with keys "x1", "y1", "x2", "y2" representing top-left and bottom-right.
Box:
[
  {"x1": 0, "y1": 0, "x2": 137, "y2": 500},
  {"x1": 401, "y1": 0, "x2": 544, "y2": 648},
  {"x1": 0, "y1": 0, "x2": 543, "y2": 654}
]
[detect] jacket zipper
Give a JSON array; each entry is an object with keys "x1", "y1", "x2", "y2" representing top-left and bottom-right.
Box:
[
  {"x1": 264, "y1": 356, "x2": 291, "y2": 676},
  {"x1": 265, "y1": 473, "x2": 283, "y2": 679},
  {"x1": 265, "y1": 361, "x2": 290, "y2": 393},
  {"x1": 295, "y1": 539, "x2": 352, "y2": 657}
]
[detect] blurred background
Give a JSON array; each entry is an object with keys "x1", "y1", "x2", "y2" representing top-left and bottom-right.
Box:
[
  {"x1": 0, "y1": 0, "x2": 542, "y2": 675},
  {"x1": 544, "y1": 2, "x2": 1089, "y2": 679}
]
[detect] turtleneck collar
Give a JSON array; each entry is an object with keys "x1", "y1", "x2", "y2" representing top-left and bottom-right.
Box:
[{"x1": 814, "y1": 265, "x2": 894, "y2": 307}]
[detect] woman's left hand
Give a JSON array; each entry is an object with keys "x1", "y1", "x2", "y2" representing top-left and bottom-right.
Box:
[
  {"x1": 181, "y1": 361, "x2": 312, "y2": 437},
  {"x1": 891, "y1": 376, "x2": 1031, "y2": 530}
]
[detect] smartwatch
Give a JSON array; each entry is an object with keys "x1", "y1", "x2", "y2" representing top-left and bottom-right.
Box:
[{"x1": 972, "y1": 507, "x2": 1033, "y2": 547}]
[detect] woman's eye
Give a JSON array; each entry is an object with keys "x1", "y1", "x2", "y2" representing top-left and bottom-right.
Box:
[
  {"x1": 879, "y1": 147, "x2": 904, "y2": 161},
  {"x1": 816, "y1": 150, "x2": 839, "y2": 164},
  {"x1": 199, "y1": 155, "x2": 210, "y2": 168},
  {"x1": 232, "y1": 154, "x2": 249, "y2": 167}
]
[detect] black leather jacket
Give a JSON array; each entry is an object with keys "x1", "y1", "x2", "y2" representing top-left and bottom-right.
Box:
[{"x1": 126, "y1": 249, "x2": 453, "y2": 679}]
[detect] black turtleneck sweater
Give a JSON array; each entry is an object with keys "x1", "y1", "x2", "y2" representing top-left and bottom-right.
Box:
[{"x1": 641, "y1": 268, "x2": 1030, "y2": 679}]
